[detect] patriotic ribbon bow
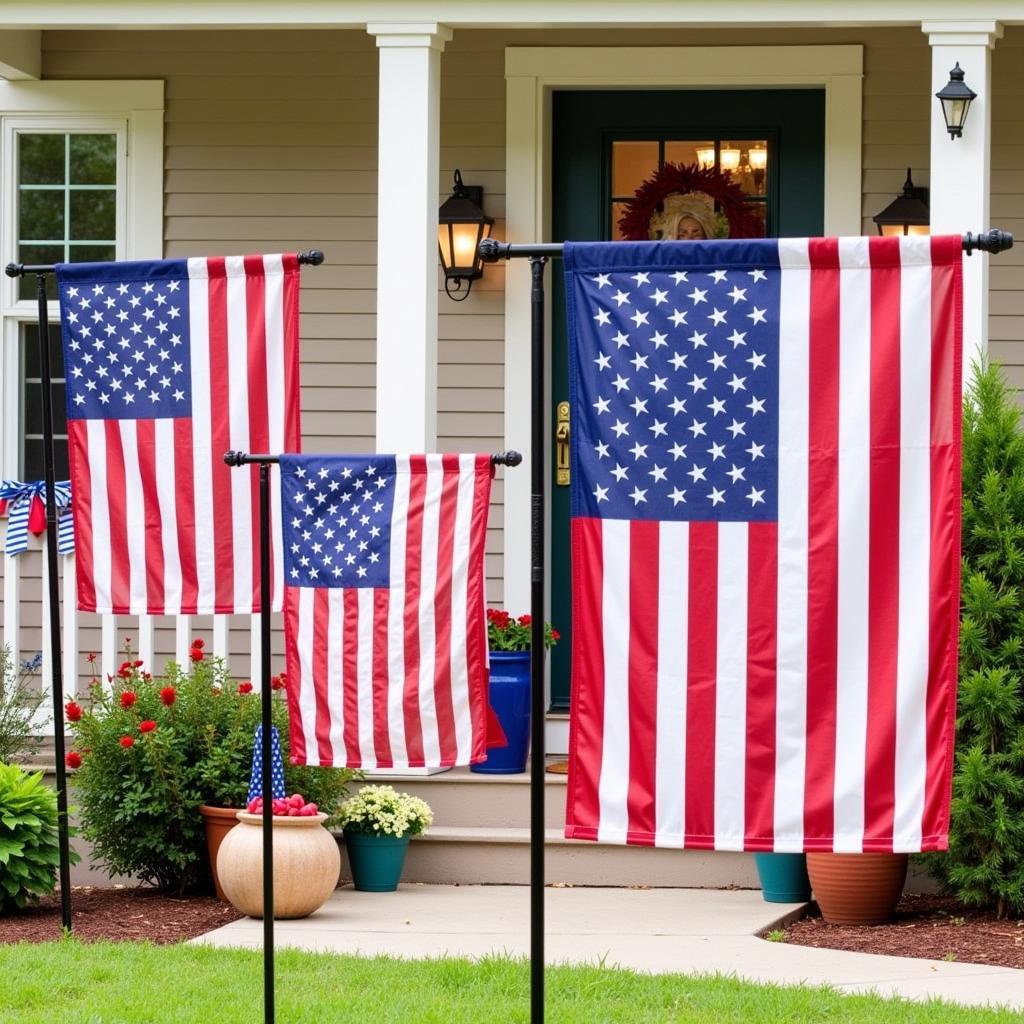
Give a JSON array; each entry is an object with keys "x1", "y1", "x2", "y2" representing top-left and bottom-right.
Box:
[{"x1": 0, "y1": 480, "x2": 74, "y2": 557}]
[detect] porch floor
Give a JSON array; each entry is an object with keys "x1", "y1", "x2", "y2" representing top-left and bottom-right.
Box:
[{"x1": 193, "y1": 886, "x2": 1024, "y2": 1010}]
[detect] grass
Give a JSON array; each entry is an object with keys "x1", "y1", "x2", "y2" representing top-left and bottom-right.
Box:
[{"x1": 0, "y1": 941, "x2": 1020, "y2": 1024}]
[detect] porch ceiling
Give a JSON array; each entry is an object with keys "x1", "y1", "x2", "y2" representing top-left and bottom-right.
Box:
[{"x1": 0, "y1": 0, "x2": 1023, "y2": 31}]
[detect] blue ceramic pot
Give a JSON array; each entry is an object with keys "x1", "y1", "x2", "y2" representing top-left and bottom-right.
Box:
[
  {"x1": 753, "y1": 852, "x2": 811, "y2": 903},
  {"x1": 344, "y1": 832, "x2": 411, "y2": 892},
  {"x1": 471, "y1": 650, "x2": 531, "y2": 774}
]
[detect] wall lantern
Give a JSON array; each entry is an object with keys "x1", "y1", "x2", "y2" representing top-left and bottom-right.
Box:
[
  {"x1": 438, "y1": 169, "x2": 494, "y2": 301},
  {"x1": 935, "y1": 63, "x2": 976, "y2": 139},
  {"x1": 873, "y1": 168, "x2": 930, "y2": 236}
]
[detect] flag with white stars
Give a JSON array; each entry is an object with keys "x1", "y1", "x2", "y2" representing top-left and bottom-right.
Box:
[
  {"x1": 56, "y1": 255, "x2": 301, "y2": 616},
  {"x1": 563, "y1": 236, "x2": 966, "y2": 856},
  {"x1": 280, "y1": 453, "x2": 498, "y2": 769},
  {"x1": 247, "y1": 725, "x2": 287, "y2": 802}
]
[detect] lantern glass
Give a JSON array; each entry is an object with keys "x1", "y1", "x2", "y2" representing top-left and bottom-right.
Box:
[
  {"x1": 719, "y1": 147, "x2": 741, "y2": 172},
  {"x1": 941, "y1": 96, "x2": 969, "y2": 133},
  {"x1": 935, "y1": 63, "x2": 976, "y2": 138}
]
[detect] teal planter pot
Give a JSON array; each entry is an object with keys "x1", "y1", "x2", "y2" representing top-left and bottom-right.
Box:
[
  {"x1": 753, "y1": 852, "x2": 811, "y2": 903},
  {"x1": 344, "y1": 832, "x2": 411, "y2": 892}
]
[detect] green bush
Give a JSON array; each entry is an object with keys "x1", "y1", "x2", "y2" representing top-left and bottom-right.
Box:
[
  {"x1": 0, "y1": 646, "x2": 47, "y2": 763},
  {"x1": 0, "y1": 761, "x2": 78, "y2": 912},
  {"x1": 67, "y1": 646, "x2": 357, "y2": 894},
  {"x1": 929, "y1": 361, "x2": 1024, "y2": 918}
]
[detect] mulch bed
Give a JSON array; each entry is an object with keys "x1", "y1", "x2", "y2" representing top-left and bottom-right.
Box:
[
  {"x1": 777, "y1": 893, "x2": 1024, "y2": 968},
  {"x1": 0, "y1": 886, "x2": 243, "y2": 945}
]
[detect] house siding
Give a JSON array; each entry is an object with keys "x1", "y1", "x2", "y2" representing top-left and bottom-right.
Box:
[{"x1": 3, "y1": 24, "x2": 1019, "y2": 685}]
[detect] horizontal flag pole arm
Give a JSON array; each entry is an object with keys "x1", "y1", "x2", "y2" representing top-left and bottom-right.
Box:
[
  {"x1": 4, "y1": 249, "x2": 326, "y2": 279},
  {"x1": 224, "y1": 449, "x2": 523, "y2": 468},
  {"x1": 479, "y1": 231, "x2": 1015, "y2": 262}
]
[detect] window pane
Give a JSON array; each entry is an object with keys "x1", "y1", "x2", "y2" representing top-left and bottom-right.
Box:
[
  {"x1": 16, "y1": 245, "x2": 64, "y2": 301},
  {"x1": 69, "y1": 134, "x2": 116, "y2": 185},
  {"x1": 68, "y1": 243, "x2": 116, "y2": 264},
  {"x1": 664, "y1": 140, "x2": 716, "y2": 169},
  {"x1": 70, "y1": 188, "x2": 116, "y2": 240},
  {"x1": 18, "y1": 134, "x2": 65, "y2": 185},
  {"x1": 19, "y1": 189, "x2": 65, "y2": 241},
  {"x1": 21, "y1": 323, "x2": 64, "y2": 381},
  {"x1": 23, "y1": 381, "x2": 67, "y2": 435},
  {"x1": 23, "y1": 439, "x2": 70, "y2": 481},
  {"x1": 722, "y1": 139, "x2": 769, "y2": 196},
  {"x1": 611, "y1": 141, "x2": 658, "y2": 197},
  {"x1": 611, "y1": 201, "x2": 632, "y2": 241}
]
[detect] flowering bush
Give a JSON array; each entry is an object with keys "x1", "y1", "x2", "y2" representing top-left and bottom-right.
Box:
[
  {"x1": 485, "y1": 610, "x2": 560, "y2": 652},
  {"x1": 66, "y1": 644, "x2": 358, "y2": 894},
  {"x1": 0, "y1": 762, "x2": 79, "y2": 912},
  {"x1": 0, "y1": 646, "x2": 47, "y2": 763},
  {"x1": 336, "y1": 785, "x2": 433, "y2": 839}
]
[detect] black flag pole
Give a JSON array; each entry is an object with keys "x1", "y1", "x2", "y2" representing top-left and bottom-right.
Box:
[
  {"x1": 478, "y1": 227, "x2": 1016, "y2": 1024},
  {"x1": 225, "y1": 448, "x2": 520, "y2": 1024},
  {"x1": 1, "y1": 249, "x2": 324, "y2": 946}
]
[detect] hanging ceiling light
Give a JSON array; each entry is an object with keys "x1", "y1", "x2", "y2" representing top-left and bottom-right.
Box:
[
  {"x1": 872, "y1": 168, "x2": 930, "y2": 237},
  {"x1": 695, "y1": 146, "x2": 716, "y2": 170},
  {"x1": 935, "y1": 62, "x2": 977, "y2": 139},
  {"x1": 719, "y1": 147, "x2": 741, "y2": 172},
  {"x1": 438, "y1": 169, "x2": 494, "y2": 301}
]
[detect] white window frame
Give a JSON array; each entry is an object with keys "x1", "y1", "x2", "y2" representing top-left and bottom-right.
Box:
[{"x1": 0, "y1": 80, "x2": 163, "y2": 479}]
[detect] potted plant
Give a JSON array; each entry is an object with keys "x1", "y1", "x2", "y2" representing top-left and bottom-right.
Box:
[
  {"x1": 472, "y1": 611, "x2": 559, "y2": 775},
  {"x1": 337, "y1": 785, "x2": 433, "y2": 892},
  {"x1": 66, "y1": 643, "x2": 357, "y2": 896},
  {"x1": 806, "y1": 853, "x2": 908, "y2": 924},
  {"x1": 216, "y1": 793, "x2": 341, "y2": 919}
]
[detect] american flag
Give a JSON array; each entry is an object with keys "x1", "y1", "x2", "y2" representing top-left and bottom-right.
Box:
[
  {"x1": 281, "y1": 453, "x2": 494, "y2": 769},
  {"x1": 56, "y1": 255, "x2": 301, "y2": 615},
  {"x1": 564, "y1": 236, "x2": 963, "y2": 854}
]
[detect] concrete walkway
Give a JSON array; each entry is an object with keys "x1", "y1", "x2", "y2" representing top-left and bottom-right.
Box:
[{"x1": 195, "y1": 885, "x2": 1024, "y2": 1010}]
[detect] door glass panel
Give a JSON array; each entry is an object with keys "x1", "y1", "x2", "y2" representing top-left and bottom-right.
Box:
[{"x1": 610, "y1": 140, "x2": 659, "y2": 197}]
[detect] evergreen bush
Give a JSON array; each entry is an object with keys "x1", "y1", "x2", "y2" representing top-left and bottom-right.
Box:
[{"x1": 930, "y1": 361, "x2": 1024, "y2": 918}]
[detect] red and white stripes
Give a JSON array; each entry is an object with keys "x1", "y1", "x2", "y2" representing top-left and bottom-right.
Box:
[
  {"x1": 68, "y1": 253, "x2": 300, "y2": 615},
  {"x1": 565, "y1": 235, "x2": 963, "y2": 854},
  {"x1": 284, "y1": 454, "x2": 493, "y2": 770}
]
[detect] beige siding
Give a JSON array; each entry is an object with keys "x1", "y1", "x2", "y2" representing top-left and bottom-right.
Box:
[{"x1": 6, "y1": 24, "x2": 1023, "y2": 682}]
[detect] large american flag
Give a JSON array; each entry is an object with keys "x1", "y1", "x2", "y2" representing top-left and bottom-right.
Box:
[
  {"x1": 564, "y1": 236, "x2": 963, "y2": 854},
  {"x1": 56, "y1": 255, "x2": 300, "y2": 615},
  {"x1": 281, "y1": 453, "x2": 494, "y2": 769}
]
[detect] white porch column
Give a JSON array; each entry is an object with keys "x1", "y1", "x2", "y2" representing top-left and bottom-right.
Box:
[
  {"x1": 924, "y1": 21, "x2": 1002, "y2": 370},
  {"x1": 368, "y1": 22, "x2": 451, "y2": 452}
]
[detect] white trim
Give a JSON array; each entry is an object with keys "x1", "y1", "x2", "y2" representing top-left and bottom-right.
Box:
[{"x1": 501, "y1": 44, "x2": 863, "y2": 617}]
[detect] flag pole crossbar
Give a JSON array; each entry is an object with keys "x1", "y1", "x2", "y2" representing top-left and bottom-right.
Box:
[{"x1": 4, "y1": 250, "x2": 326, "y2": 279}]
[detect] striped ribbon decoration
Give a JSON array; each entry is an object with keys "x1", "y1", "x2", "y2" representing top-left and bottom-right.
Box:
[{"x1": 0, "y1": 480, "x2": 75, "y2": 556}]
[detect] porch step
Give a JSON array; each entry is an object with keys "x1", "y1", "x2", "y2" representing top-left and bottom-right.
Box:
[{"x1": 348, "y1": 826, "x2": 759, "y2": 888}]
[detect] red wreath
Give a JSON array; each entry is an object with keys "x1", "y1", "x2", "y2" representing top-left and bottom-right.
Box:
[{"x1": 617, "y1": 162, "x2": 761, "y2": 242}]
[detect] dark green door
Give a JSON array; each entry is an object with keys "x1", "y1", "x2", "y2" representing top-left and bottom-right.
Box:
[{"x1": 549, "y1": 89, "x2": 825, "y2": 708}]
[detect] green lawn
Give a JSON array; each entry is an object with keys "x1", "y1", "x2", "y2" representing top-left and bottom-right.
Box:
[{"x1": 0, "y1": 940, "x2": 1018, "y2": 1024}]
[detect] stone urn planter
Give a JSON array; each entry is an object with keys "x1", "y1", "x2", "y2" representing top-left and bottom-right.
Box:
[
  {"x1": 216, "y1": 811, "x2": 341, "y2": 919},
  {"x1": 199, "y1": 804, "x2": 244, "y2": 901},
  {"x1": 806, "y1": 852, "x2": 909, "y2": 925}
]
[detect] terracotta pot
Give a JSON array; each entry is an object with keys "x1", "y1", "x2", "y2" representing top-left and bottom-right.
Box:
[
  {"x1": 806, "y1": 852, "x2": 909, "y2": 925},
  {"x1": 216, "y1": 811, "x2": 341, "y2": 919},
  {"x1": 199, "y1": 804, "x2": 243, "y2": 901}
]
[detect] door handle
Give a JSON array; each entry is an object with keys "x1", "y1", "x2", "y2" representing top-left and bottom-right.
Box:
[{"x1": 556, "y1": 401, "x2": 570, "y2": 486}]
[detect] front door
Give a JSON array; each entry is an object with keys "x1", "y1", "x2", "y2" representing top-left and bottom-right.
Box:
[{"x1": 549, "y1": 88, "x2": 826, "y2": 709}]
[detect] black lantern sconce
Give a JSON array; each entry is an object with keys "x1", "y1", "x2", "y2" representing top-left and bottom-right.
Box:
[
  {"x1": 438, "y1": 169, "x2": 494, "y2": 301},
  {"x1": 873, "y1": 168, "x2": 930, "y2": 237},
  {"x1": 936, "y1": 63, "x2": 976, "y2": 139}
]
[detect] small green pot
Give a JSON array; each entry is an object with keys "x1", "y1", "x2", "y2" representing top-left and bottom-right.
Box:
[
  {"x1": 753, "y1": 852, "x2": 811, "y2": 903},
  {"x1": 344, "y1": 831, "x2": 411, "y2": 892}
]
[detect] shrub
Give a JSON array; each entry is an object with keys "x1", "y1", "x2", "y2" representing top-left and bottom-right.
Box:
[
  {"x1": 336, "y1": 785, "x2": 433, "y2": 839},
  {"x1": 68, "y1": 648, "x2": 357, "y2": 894},
  {"x1": 928, "y1": 361, "x2": 1024, "y2": 918},
  {"x1": 0, "y1": 647, "x2": 47, "y2": 763},
  {"x1": 0, "y1": 762, "x2": 78, "y2": 912}
]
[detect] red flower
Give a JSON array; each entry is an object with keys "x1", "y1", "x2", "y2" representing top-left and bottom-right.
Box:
[
  {"x1": 119, "y1": 736, "x2": 135, "y2": 748},
  {"x1": 117, "y1": 661, "x2": 133, "y2": 679},
  {"x1": 518, "y1": 614, "x2": 532, "y2": 626},
  {"x1": 86, "y1": 652, "x2": 97, "y2": 664},
  {"x1": 271, "y1": 675, "x2": 285, "y2": 691},
  {"x1": 551, "y1": 629, "x2": 561, "y2": 642},
  {"x1": 120, "y1": 690, "x2": 137, "y2": 709},
  {"x1": 132, "y1": 659, "x2": 144, "y2": 668},
  {"x1": 190, "y1": 647, "x2": 204, "y2": 662},
  {"x1": 65, "y1": 701, "x2": 83, "y2": 722},
  {"x1": 486, "y1": 608, "x2": 511, "y2": 629},
  {"x1": 65, "y1": 751, "x2": 82, "y2": 769},
  {"x1": 143, "y1": 672, "x2": 152, "y2": 681},
  {"x1": 191, "y1": 638, "x2": 205, "y2": 650},
  {"x1": 238, "y1": 681, "x2": 253, "y2": 694},
  {"x1": 139, "y1": 720, "x2": 157, "y2": 733},
  {"x1": 160, "y1": 686, "x2": 177, "y2": 706}
]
